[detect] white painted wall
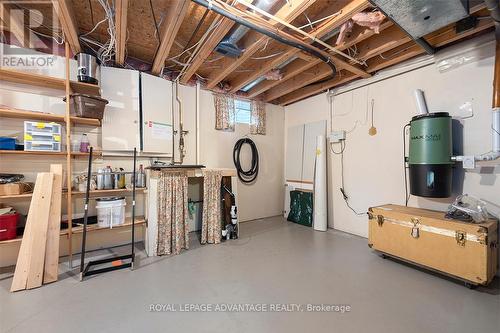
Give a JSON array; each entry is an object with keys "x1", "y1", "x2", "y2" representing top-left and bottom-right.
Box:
[
  {"x1": 198, "y1": 89, "x2": 285, "y2": 222},
  {"x1": 285, "y1": 33, "x2": 500, "y2": 238}
]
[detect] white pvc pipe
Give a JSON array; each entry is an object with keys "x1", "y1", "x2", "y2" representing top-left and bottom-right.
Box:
[
  {"x1": 313, "y1": 135, "x2": 327, "y2": 232},
  {"x1": 493, "y1": 108, "x2": 500, "y2": 152},
  {"x1": 414, "y1": 89, "x2": 429, "y2": 115},
  {"x1": 196, "y1": 81, "x2": 201, "y2": 164}
]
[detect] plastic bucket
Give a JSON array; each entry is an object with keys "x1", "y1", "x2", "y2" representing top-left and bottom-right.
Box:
[{"x1": 95, "y1": 197, "x2": 126, "y2": 228}]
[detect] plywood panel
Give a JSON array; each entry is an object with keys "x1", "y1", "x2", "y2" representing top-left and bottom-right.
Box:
[
  {"x1": 285, "y1": 124, "x2": 304, "y2": 182},
  {"x1": 302, "y1": 120, "x2": 327, "y2": 182}
]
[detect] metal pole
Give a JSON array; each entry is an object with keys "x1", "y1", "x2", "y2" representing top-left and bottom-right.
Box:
[
  {"x1": 79, "y1": 147, "x2": 93, "y2": 280},
  {"x1": 131, "y1": 148, "x2": 137, "y2": 269}
]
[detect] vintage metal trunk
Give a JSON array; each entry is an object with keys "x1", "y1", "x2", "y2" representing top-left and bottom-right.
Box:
[{"x1": 368, "y1": 204, "x2": 498, "y2": 286}]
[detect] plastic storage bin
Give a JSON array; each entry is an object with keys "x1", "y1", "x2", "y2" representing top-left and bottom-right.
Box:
[
  {"x1": 24, "y1": 121, "x2": 62, "y2": 152},
  {"x1": 64, "y1": 93, "x2": 108, "y2": 120},
  {"x1": 96, "y1": 197, "x2": 126, "y2": 228},
  {"x1": 0, "y1": 137, "x2": 16, "y2": 150},
  {"x1": 0, "y1": 212, "x2": 19, "y2": 241}
]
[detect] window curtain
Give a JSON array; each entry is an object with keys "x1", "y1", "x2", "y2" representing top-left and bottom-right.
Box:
[
  {"x1": 250, "y1": 100, "x2": 266, "y2": 135},
  {"x1": 214, "y1": 93, "x2": 235, "y2": 131},
  {"x1": 157, "y1": 170, "x2": 189, "y2": 255},
  {"x1": 201, "y1": 170, "x2": 223, "y2": 244}
]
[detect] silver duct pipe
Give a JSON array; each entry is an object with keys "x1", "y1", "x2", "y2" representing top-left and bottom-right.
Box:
[{"x1": 218, "y1": 0, "x2": 276, "y2": 48}]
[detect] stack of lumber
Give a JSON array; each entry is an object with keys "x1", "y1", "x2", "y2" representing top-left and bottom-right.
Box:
[{"x1": 10, "y1": 164, "x2": 63, "y2": 292}]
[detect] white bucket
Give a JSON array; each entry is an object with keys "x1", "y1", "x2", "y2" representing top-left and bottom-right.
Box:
[{"x1": 96, "y1": 197, "x2": 126, "y2": 228}]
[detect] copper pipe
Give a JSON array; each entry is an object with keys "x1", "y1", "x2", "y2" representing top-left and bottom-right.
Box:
[{"x1": 494, "y1": 41, "x2": 500, "y2": 108}]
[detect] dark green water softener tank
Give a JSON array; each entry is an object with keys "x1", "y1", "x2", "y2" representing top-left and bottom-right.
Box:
[{"x1": 409, "y1": 112, "x2": 453, "y2": 198}]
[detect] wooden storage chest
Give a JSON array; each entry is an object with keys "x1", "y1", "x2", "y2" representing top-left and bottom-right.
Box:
[{"x1": 368, "y1": 204, "x2": 498, "y2": 286}]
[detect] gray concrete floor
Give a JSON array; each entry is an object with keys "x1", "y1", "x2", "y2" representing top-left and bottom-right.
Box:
[{"x1": 0, "y1": 216, "x2": 499, "y2": 333}]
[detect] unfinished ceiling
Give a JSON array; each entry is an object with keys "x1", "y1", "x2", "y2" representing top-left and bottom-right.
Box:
[{"x1": 0, "y1": 0, "x2": 494, "y2": 105}]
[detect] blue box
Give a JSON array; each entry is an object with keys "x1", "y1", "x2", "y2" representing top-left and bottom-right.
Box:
[{"x1": 0, "y1": 137, "x2": 16, "y2": 150}]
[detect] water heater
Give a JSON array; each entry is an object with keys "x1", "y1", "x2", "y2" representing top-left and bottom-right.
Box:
[{"x1": 408, "y1": 112, "x2": 453, "y2": 197}]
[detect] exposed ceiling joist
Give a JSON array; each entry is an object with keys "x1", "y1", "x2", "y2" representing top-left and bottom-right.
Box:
[
  {"x1": 275, "y1": 71, "x2": 357, "y2": 105},
  {"x1": 180, "y1": 1, "x2": 250, "y2": 84},
  {"x1": 247, "y1": 21, "x2": 393, "y2": 98},
  {"x1": 355, "y1": 25, "x2": 410, "y2": 60},
  {"x1": 228, "y1": 0, "x2": 371, "y2": 93},
  {"x1": 115, "y1": 0, "x2": 129, "y2": 66},
  {"x1": 151, "y1": 0, "x2": 190, "y2": 75},
  {"x1": 276, "y1": 12, "x2": 494, "y2": 106},
  {"x1": 51, "y1": 0, "x2": 81, "y2": 54},
  {"x1": 205, "y1": 0, "x2": 317, "y2": 89}
]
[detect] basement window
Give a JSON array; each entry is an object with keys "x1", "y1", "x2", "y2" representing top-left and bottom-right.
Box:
[{"x1": 234, "y1": 99, "x2": 252, "y2": 124}]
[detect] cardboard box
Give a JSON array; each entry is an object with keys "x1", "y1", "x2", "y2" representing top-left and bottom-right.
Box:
[{"x1": 0, "y1": 183, "x2": 34, "y2": 196}]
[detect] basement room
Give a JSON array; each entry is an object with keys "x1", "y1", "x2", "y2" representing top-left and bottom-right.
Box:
[{"x1": 0, "y1": 0, "x2": 499, "y2": 332}]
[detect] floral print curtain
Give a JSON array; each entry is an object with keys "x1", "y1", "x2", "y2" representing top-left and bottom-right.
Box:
[
  {"x1": 201, "y1": 170, "x2": 223, "y2": 244},
  {"x1": 157, "y1": 170, "x2": 190, "y2": 255},
  {"x1": 214, "y1": 93, "x2": 235, "y2": 131},
  {"x1": 250, "y1": 100, "x2": 266, "y2": 135}
]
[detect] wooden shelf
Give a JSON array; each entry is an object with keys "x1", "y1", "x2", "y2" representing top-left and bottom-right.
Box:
[
  {"x1": 0, "y1": 218, "x2": 146, "y2": 245},
  {"x1": 0, "y1": 68, "x2": 101, "y2": 96},
  {"x1": 0, "y1": 150, "x2": 102, "y2": 157},
  {"x1": 0, "y1": 108, "x2": 101, "y2": 126},
  {"x1": 0, "y1": 188, "x2": 146, "y2": 200},
  {"x1": 65, "y1": 217, "x2": 146, "y2": 235},
  {"x1": 71, "y1": 188, "x2": 147, "y2": 197}
]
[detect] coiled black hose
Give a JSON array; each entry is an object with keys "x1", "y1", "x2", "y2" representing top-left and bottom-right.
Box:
[{"x1": 233, "y1": 138, "x2": 259, "y2": 183}]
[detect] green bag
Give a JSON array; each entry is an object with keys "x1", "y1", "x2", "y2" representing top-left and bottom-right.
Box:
[{"x1": 287, "y1": 190, "x2": 313, "y2": 227}]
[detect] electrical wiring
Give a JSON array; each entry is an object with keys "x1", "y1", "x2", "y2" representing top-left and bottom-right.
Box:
[
  {"x1": 193, "y1": 0, "x2": 338, "y2": 80},
  {"x1": 176, "y1": 17, "x2": 225, "y2": 80},
  {"x1": 27, "y1": 27, "x2": 64, "y2": 45},
  {"x1": 250, "y1": 51, "x2": 284, "y2": 60},
  {"x1": 332, "y1": 140, "x2": 366, "y2": 216},
  {"x1": 78, "y1": 0, "x2": 116, "y2": 64},
  {"x1": 80, "y1": 17, "x2": 108, "y2": 38},
  {"x1": 328, "y1": 93, "x2": 365, "y2": 216},
  {"x1": 297, "y1": 10, "x2": 342, "y2": 30}
]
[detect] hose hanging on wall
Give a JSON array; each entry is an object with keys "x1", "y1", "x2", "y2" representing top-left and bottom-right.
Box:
[{"x1": 233, "y1": 138, "x2": 259, "y2": 183}]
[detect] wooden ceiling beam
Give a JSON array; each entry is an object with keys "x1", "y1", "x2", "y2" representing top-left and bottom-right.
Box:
[
  {"x1": 275, "y1": 13, "x2": 494, "y2": 106},
  {"x1": 51, "y1": 0, "x2": 81, "y2": 54},
  {"x1": 247, "y1": 21, "x2": 393, "y2": 98},
  {"x1": 180, "y1": 1, "x2": 250, "y2": 84},
  {"x1": 355, "y1": 25, "x2": 410, "y2": 61},
  {"x1": 151, "y1": 0, "x2": 190, "y2": 75},
  {"x1": 228, "y1": 0, "x2": 371, "y2": 93},
  {"x1": 205, "y1": 0, "x2": 317, "y2": 89},
  {"x1": 115, "y1": 0, "x2": 129, "y2": 65},
  {"x1": 275, "y1": 71, "x2": 357, "y2": 105}
]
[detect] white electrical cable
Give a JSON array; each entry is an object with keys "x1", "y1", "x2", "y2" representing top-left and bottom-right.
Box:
[
  {"x1": 231, "y1": 0, "x2": 363, "y2": 65},
  {"x1": 297, "y1": 11, "x2": 342, "y2": 30},
  {"x1": 250, "y1": 51, "x2": 284, "y2": 60}
]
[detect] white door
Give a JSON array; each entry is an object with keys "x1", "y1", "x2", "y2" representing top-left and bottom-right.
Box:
[
  {"x1": 101, "y1": 67, "x2": 140, "y2": 151},
  {"x1": 141, "y1": 73, "x2": 173, "y2": 155}
]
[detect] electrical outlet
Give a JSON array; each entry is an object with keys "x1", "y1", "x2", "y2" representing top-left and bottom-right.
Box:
[
  {"x1": 462, "y1": 155, "x2": 476, "y2": 169},
  {"x1": 329, "y1": 130, "x2": 346, "y2": 143}
]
